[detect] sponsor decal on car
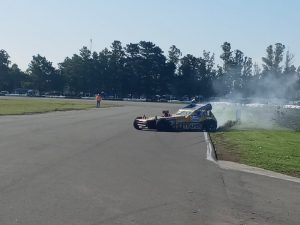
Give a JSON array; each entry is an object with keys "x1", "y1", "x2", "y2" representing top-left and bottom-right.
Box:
[
  {"x1": 176, "y1": 122, "x2": 202, "y2": 130},
  {"x1": 191, "y1": 116, "x2": 199, "y2": 122}
]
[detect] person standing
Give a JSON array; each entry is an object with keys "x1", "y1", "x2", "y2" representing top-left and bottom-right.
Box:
[{"x1": 96, "y1": 94, "x2": 102, "y2": 108}]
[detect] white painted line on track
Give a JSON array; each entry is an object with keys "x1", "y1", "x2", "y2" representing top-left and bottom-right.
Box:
[
  {"x1": 204, "y1": 132, "x2": 217, "y2": 163},
  {"x1": 219, "y1": 160, "x2": 300, "y2": 184}
]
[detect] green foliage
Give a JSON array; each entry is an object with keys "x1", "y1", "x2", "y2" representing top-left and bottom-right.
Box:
[
  {"x1": 218, "y1": 42, "x2": 255, "y2": 96},
  {"x1": 1, "y1": 41, "x2": 300, "y2": 100},
  {"x1": 0, "y1": 49, "x2": 11, "y2": 90},
  {"x1": 168, "y1": 45, "x2": 182, "y2": 65},
  {"x1": 262, "y1": 43, "x2": 285, "y2": 75},
  {"x1": 211, "y1": 130, "x2": 300, "y2": 177},
  {"x1": 0, "y1": 49, "x2": 27, "y2": 92},
  {"x1": 27, "y1": 54, "x2": 63, "y2": 93}
]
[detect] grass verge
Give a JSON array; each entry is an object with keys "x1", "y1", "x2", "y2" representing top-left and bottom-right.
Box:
[
  {"x1": 0, "y1": 98, "x2": 114, "y2": 115},
  {"x1": 210, "y1": 130, "x2": 300, "y2": 178}
]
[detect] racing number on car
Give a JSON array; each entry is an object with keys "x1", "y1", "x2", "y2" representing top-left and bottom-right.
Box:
[
  {"x1": 176, "y1": 122, "x2": 201, "y2": 130},
  {"x1": 189, "y1": 123, "x2": 201, "y2": 129},
  {"x1": 176, "y1": 122, "x2": 186, "y2": 129}
]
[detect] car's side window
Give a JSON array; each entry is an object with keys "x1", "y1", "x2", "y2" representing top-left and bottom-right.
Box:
[{"x1": 194, "y1": 110, "x2": 202, "y2": 117}]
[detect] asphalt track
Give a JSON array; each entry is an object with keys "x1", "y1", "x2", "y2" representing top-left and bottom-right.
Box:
[{"x1": 0, "y1": 100, "x2": 299, "y2": 225}]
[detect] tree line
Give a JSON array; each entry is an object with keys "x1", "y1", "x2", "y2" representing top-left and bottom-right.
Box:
[{"x1": 0, "y1": 41, "x2": 299, "y2": 99}]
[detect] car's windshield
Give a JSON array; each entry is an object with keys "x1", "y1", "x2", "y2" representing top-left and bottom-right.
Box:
[{"x1": 175, "y1": 110, "x2": 193, "y2": 116}]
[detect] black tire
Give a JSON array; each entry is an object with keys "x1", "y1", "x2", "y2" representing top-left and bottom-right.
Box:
[
  {"x1": 203, "y1": 120, "x2": 217, "y2": 132},
  {"x1": 133, "y1": 119, "x2": 142, "y2": 130},
  {"x1": 156, "y1": 119, "x2": 172, "y2": 131}
]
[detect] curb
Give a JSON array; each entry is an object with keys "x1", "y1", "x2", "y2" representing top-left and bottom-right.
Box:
[
  {"x1": 204, "y1": 132, "x2": 300, "y2": 184},
  {"x1": 204, "y1": 132, "x2": 217, "y2": 162}
]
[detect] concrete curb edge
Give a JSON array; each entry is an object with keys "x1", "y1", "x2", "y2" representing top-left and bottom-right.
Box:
[{"x1": 204, "y1": 132, "x2": 300, "y2": 184}]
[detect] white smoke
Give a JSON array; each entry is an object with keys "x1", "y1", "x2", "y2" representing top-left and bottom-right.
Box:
[
  {"x1": 211, "y1": 102, "x2": 300, "y2": 131},
  {"x1": 250, "y1": 73, "x2": 299, "y2": 100}
]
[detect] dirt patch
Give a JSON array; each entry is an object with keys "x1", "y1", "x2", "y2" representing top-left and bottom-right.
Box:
[{"x1": 217, "y1": 120, "x2": 239, "y2": 132}]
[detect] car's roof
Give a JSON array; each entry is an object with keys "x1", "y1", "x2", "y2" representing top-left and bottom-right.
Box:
[
  {"x1": 182, "y1": 103, "x2": 210, "y2": 110},
  {"x1": 174, "y1": 103, "x2": 211, "y2": 115}
]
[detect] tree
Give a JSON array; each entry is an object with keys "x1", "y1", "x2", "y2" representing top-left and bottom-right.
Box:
[
  {"x1": 27, "y1": 54, "x2": 62, "y2": 93},
  {"x1": 59, "y1": 54, "x2": 83, "y2": 94},
  {"x1": 0, "y1": 49, "x2": 11, "y2": 90},
  {"x1": 241, "y1": 57, "x2": 253, "y2": 97},
  {"x1": 262, "y1": 43, "x2": 285, "y2": 75},
  {"x1": 260, "y1": 43, "x2": 290, "y2": 98},
  {"x1": 219, "y1": 42, "x2": 234, "y2": 94},
  {"x1": 0, "y1": 49, "x2": 10, "y2": 67},
  {"x1": 231, "y1": 49, "x2": 244, "y2": 92},
  {"x1": 124, "y1": 43, "x2": 142, "y2": 96},
  {"x1": 284, "y1": 51, "x2": 296, "y2": 75},
  {"x1": 242, "y1": 57, "x2": 253, "y2": 78},
  {"x1": 7, "y1": 64, "x2": 27, "y2": 92},
  {"x1": 274, "y1": 43, "x2": 286, "y2": 74},
  {"x1": 176, "y1": 51, "x2": 217, "y2": 98},
  {"x1": 197, "y1": 51, "x2": 216, "y2": 98},
  {"x1": 0, "y1": 50, "x2": 29, "y2": 92},
  {"x1": 137, "y1": 41, "x2": 167, "y2": 97},
  {"x1": 282, "y1": 51, "x2": 298, "y2": 99},
  {"x1": 2, "y1": 40, "x2": 298, "y2": 100},
  {"x1": 219, "y1": 42, "x2": 256, "y2": 97},
  {"x1": 178, "y1": 54, "x2": 197, "y2": 97},
  {"x1": 109, "y1": 40, "x2": 126, "y2": 96},
  {"x1": 253, "y1": 63, "x2": 261, "y2": 77},
  {"x1": 220, "y1": 42, "x2": 233, "y2": 73},
  {"x1": 168, "y1": 45, "x2": 182, "y2": 65},
  {"x1": 219, "y1": 42, "x2": 245, "y2": 94},
  {"x1": 78, "y1": 46, "x2": 96, "y2": 94},
  {"x1": 59, "y1": 46, "x2": 99, "y2": 95}
]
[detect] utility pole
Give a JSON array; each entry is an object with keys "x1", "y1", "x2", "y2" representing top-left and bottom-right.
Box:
[{"x1": 89, "y1": 38, "x2": 93, "y2": 53}]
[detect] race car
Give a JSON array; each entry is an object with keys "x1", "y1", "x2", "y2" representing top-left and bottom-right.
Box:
[{"x1": 133, "y1": 103, "x2": 217, "y2": 132}]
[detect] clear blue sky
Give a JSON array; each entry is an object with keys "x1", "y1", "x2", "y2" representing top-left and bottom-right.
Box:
[{"x1": 1, "y1": 0, "x2": 300, "y2": 70}]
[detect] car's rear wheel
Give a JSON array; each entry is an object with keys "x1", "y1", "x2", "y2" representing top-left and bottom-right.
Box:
[{"x1": 203, "y1": 120, "x2": 217, "y2": 132}]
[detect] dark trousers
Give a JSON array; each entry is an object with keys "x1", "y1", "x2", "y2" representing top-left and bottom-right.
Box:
[{"x1": 96, "y1": 101, "x2": 101, "y2": 108}]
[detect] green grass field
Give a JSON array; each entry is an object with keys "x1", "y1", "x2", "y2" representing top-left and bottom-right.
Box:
[
  {"x1": 0, "y1": 98, "x2": 113, "y2": 115},
  {"x1": 210, "y1": 130, "x2": 300, "y2": 177}
]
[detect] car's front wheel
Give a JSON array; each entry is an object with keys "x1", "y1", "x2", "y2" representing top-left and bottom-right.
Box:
[{"x1": 133, "y1": 118, "x2": 142, "y2": 130}]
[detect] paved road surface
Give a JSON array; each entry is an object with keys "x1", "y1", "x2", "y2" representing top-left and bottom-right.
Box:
[{"x1": 0, "y1": 101, "x2": 299, "y2": 225}]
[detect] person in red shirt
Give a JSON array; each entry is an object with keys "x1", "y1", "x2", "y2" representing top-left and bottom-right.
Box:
[{"x1": 96, "y1": 94, "x2": 102, "y2": 108}]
